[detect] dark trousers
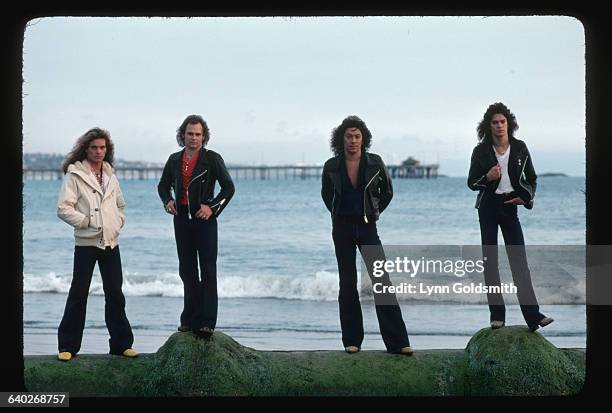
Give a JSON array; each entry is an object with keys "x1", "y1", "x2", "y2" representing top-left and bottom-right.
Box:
[
  {"x1": 173, "y1": 206, "x2": 218, "y2": 330},
  {"x1": 332, "y1": 217, "x2": 410, "y2": 352},
  {"x1": 478, "y1": 193, "x2": 545, "y2": 326},
  {"x1": 58, "y1": 246, "x2": 134, "y2": 355}
]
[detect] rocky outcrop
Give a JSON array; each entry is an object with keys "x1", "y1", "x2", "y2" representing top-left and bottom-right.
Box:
[{"x1": 465, "y1": 326, "x2": 585, "y2": 395}]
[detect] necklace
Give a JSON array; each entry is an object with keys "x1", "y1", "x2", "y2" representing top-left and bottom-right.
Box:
[
  {"x1": 91, "y1": 168, "x2": 103, "y2": 187},
  {"x1": 185, "y1": 150, "x2": 198, "y2": 171},
  {"x1": 494, "y1": 144, "x2": 509, "y2": 156}
]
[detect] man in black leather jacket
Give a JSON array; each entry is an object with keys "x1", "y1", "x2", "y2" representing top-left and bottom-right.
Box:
[
  {"x1": 158, "y1": 114, "x2": 234, "y2": 338},
  {"x1": 321, "y1": 115, "x2": 412, "y2": 355},
  {"x1": 468, "y1": 102, "x2": 553, "y2": 332},
  {"x1": 468, "y1": 130, "x2": 537, "y2": 210}
]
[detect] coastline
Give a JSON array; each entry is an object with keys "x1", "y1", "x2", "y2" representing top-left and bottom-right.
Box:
[{"x1": 24, "y1": 293, "x2": 587, "y2": 355}]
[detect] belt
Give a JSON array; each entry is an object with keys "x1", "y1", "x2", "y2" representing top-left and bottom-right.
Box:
[
  {"x1": 333, "y1": 215, "x2": 367, "y2": 224},
  {"x1": 492, "y1": 191, "x2": 517, "y2": 199}
]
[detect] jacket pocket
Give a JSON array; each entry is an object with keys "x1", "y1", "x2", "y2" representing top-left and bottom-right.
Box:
[
  {"x1": 78, "y1": 215, "x2": 90, "y2": 229},
  {"x1": 106, "y1": 201, "x2": 123, "y2": 241},
  {"x1": 106, "y1": 225, "x2": 120, "y2": 244},
  {"x1": 75, "y1": 225, "x2": 100, "y2": 240},
  {"x1": 88, "y1": 207, "x2": 99, "y2": 230}
]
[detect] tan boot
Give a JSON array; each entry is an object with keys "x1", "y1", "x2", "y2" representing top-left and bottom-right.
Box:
[
  {"x1": 122, "y1": 348, "x2": 139, "y2": 358},
  {"x1": 400, "y1": 346, "x2": 414, "y2": 356},
  {"x1": 58, "y1": 351, "x2": 72, "y2": 361},
  {"x1": 344, "y1": 346, "x2": 360, "y2": 354}
]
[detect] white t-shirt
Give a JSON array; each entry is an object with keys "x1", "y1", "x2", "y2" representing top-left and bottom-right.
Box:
[{"x1": 494, "y1": 145, "x2": 515, "y2": 194}]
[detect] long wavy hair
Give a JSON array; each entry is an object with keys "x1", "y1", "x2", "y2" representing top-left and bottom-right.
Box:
[
  {"x1": 176, "y1": 114, "x2": 211, "y2": 147},
  {"x1": 477, "y1": 102, "x2": 519, "y2": 144},
  {"x1": 62, "y1": 127, "x2": 115, "y2": 173},
  {"x1": 330, "y1": 115, "x2": 372, "y2": 156}
]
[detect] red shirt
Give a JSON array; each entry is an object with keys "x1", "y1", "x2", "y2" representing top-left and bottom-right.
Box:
[{"x1": 180, "y1": 151, "x2": 200, "y2": 205}]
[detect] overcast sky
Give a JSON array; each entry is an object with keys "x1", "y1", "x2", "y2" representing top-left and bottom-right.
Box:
[{"x1": 22, "y1": 16, "x2": 585, "y2": 176}]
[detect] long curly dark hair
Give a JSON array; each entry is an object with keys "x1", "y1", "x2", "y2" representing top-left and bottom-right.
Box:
[
  {"x1": 330, "y1": 115, "x2": 372, "y2": 156},
  {"x1": 477, "y1": 102, "x2": 519, "y2": 144},
  {"x1": 176, "y1": 114, "x2": 211, "y2": 147},
  {"x1": 62, "y1": 127, "x2": 115, "y2": 173}
]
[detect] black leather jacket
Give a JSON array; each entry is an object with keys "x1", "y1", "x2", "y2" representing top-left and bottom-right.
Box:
[
  {"x1": 157, "y1": 147, "x2": 235, "y2": 219},
  {"x1": 467, "y1": 137, "x2": 537, "y2": 209},
  {"x1": 321, "y1": 152, "x2": 393, "y2": 223}
]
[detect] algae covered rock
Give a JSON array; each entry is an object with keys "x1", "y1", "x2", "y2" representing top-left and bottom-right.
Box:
[
  {"x1": 465, "y1": 325, "x2": 585, "y2": 396},
  {"x1": 263, "y1": 348, "x2": 466, "y2": 396},
  {"x1": 24, "y1": 327, "x2": 585, "y2": 396},
  {"x1": 24, "y1": 353, "x2": 154, "y2": 396},
  {"x1": 139, "y1": 331, "x2": 466, "y2": 396},
  {"x1": 140, "y1": 331, "x2": 271, "y2": 396}
]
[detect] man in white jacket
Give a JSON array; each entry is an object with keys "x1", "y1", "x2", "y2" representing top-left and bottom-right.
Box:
[{"x1": 56, "y1": 127, "x2": 137, "y2": 361}]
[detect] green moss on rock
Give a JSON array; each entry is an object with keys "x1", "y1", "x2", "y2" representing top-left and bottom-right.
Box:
[
  {"x1": 24, "y1": 327, "x2": 585, "y2": 396},
  {"x1": 25, "y1": 354, "x2": 154, "y2": 397},
  {"x1": 140, "y1": 332, "x2": 270, "y2": 396},
  {"x1": 465, "y1": 326, "x2": 585, "y2": 396},
  {"x1": 139, "y1": 332, "x2": 466, "y2": 396},
  {"x1": 261, "y1": 349, "x2": 467, "y2": 396}
]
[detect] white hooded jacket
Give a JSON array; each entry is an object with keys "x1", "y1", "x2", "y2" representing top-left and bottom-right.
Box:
[{"x1": 57, "y1": 160, "x2": 126, "y2": 249}]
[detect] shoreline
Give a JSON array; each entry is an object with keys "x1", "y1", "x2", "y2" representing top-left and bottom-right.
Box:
[
  {"x1": 24, "y1": 292, "x2": 587, "y2": 355},
  {"x1": 23, "y1": 331, "x2": 587, "y2": 356}
]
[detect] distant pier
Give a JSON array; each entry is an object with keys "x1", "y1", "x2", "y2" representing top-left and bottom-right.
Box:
[
  {"x1": 388, "y1": 164, "x2": 439, "y2": 179},
  {"x1": 23, "y1": 164, "x2": 439, "y2": 180}
]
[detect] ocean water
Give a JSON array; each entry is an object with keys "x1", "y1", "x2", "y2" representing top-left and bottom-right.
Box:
[{"x1": 22, "y1": 176, "x2": 586, "y2": 354}]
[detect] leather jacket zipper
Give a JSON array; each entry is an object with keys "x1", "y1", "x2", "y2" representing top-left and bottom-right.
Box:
[
  {"x1": 518, "y1": 154, "x2": 533, "y2": 199},
  {"x1": 209, "y1": 198, "x2": 226, "y2": 215},
  {"x1": 186, "y1": 170, "x2": 207, "y2": 219},
  {"x1": 363, "y1": 171, "x2": 380, "y2": 223},
  {"x1": 331, "y1": 191, "x2": 336, "y2": 215}
]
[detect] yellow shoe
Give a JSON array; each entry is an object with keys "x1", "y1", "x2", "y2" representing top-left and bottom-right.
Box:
[
  {"x1": 122, "y1": 348, "x2": 139, "y2": 358},
  {"x1": 58, "y1": 351, "x2": 72, "y2": 361},
  {"x1": 400, "y1": 346, "x2": 414, "y2": 356}
]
